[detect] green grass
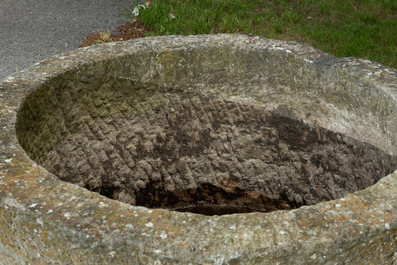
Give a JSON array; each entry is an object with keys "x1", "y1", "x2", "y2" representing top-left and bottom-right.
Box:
[{"x1": 130, "y1": 0, "x2": 397, "y2": 69}]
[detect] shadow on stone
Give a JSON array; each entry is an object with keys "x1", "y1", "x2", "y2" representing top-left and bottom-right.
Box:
[{"x1": 36, "y1": 100, "x2": 397, "y2": 215}]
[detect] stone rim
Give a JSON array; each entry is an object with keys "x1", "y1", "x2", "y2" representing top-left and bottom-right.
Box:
[{"x1": 1, "y1": 34, "x2": 397, "y2": 264}]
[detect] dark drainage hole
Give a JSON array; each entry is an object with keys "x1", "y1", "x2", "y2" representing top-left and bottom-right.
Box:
[
  {"x1": 39, "y1": 100, "x2": 397, "y2": 216},
  {"x1": 92, "y1": 182, "x2": 302, "y2": 216},
  {"x1": 132, "y1": 183, "x2": 301, "y2": 216}
]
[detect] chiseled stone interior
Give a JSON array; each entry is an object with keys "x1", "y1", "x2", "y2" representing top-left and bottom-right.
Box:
[{"x1": 27, "y1": 98, "x2": 397, "y2": 215}]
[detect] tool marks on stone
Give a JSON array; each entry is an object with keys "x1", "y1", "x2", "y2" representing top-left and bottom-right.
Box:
[{"x1": 41, "y1": 99, "x2": 397, "y2": 215}]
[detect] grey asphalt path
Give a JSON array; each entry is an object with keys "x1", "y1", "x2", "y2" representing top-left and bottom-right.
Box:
[{"x1": 0, "y1": 0, "x2": 144, "y2": 81}]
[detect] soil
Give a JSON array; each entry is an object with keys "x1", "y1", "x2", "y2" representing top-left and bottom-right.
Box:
[
  {"x1": 41, "y1": 99, "x2": 397, "y2": 216},
  {"x1": 79, "y1": 19, "x2": 150, "y2": 48}
]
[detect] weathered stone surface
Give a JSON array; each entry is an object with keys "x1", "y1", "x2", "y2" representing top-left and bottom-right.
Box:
[
  {"x1": 40, "y1": 101, "x2": 397, "y2": 215},
  {"x1": 1, "y1": 34, "x2": 397, "y2": 264}
]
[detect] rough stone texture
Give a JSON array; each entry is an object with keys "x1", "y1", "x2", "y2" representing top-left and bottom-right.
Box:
[
  {"x1": 40, "y1": 101, "x2": 397, "y2": 215},
  {"x1": 0, "y1": 34, "x2": 397, "y2": 264}
]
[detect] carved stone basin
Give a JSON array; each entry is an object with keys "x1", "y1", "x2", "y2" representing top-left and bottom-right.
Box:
[{"x1": 1, "y1": 35, "x2": 397, "y2": 264}]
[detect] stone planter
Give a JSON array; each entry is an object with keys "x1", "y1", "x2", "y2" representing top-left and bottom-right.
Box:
[{"x1": 1, "y1": 34, "x2": 397, "y2": 264}]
